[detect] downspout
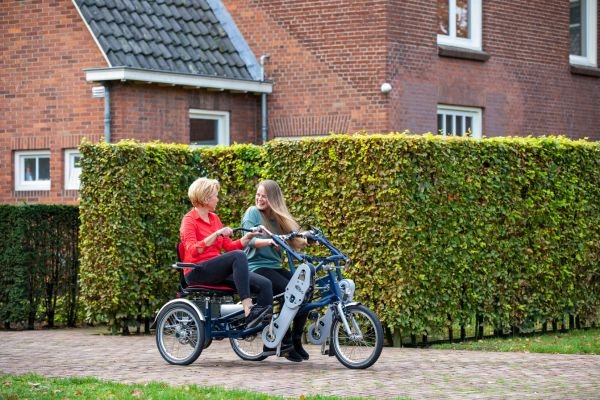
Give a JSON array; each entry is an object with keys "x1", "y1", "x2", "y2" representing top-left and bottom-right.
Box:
[
  {"x1": 103, "y1": 83, "x2": 111, "y2": 143},
  {"x1": 260, "y1": 54, "x2": 270, "y2": 144}
]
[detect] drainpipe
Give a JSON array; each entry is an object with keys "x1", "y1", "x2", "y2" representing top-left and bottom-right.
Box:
[
  {"x1": 103, "y1": 83, "x2": 111, "y2": 143},
  {"x1": 260, "y1": 54, "x2": 270, "y2": 144}
]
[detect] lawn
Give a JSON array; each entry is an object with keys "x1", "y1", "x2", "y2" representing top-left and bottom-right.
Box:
[{"x1": 431, "y1": 327, "x2": 600, "y2": 355}]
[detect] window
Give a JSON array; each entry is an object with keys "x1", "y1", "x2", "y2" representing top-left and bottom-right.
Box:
[
  {"x1": 570, "y1": 0, "x2": 597, "y2": 67},
  {"x1": 437, "y1": 105, "x2": 482, "y2": 138},
  {"x1": 189, "y1": 109, "x2": 230, "y2": 147},
  {"x1": 14, "y1": 150, "x2": 51, "y2": 191},
  {"x1": 437, "y1": 0, "x2": 482, "y2": 51},
  {"x1": 64, "y1": 149, "x2": 82, "y2": 190}
]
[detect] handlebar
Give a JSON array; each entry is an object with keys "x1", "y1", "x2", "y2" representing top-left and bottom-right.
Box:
[
  {"x1": 232, "y1": 226, "x2": 263, "y2": 234},
  {"x1": 233, "y1": 224, "x2": 349, "y2": 269},
  {"x1": 234, "y1": 225, "x2": 318, "y2": 241}
]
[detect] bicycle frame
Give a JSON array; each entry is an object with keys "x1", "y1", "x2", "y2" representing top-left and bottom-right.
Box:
[{"x1": 257, "y1": 225, "x2": 358, "y2": 350}]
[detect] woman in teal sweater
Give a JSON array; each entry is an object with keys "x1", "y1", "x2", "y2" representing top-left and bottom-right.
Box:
[{"x1": 241, "y1": 179, "x2": 309, "y2": 362}]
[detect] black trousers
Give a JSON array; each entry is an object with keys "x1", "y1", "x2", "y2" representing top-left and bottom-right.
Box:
[{"x1": 185, "y1": 250, "x2": 273, "y2": 307}]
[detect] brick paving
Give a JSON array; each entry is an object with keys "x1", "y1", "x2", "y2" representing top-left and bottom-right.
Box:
[{"x1": 1, "y1": 327, "x2": 599, "y2": 399}]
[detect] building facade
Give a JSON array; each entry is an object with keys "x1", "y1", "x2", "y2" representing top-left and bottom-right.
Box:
[
  {"x1": 1, "y1": 0, "x2": 598, "y2": 204},
  {"x1": 224, "y1": 0, "x2": 599, "y2": 140}
]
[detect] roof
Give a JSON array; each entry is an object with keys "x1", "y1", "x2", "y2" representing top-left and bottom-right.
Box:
[{"x1": 74, "y1": 0, "x2": 268, "y2": 91}]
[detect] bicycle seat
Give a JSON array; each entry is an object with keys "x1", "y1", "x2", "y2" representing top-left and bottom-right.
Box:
[{"x1": 174, "y1": 242, "x2": 236, "y2": 297}]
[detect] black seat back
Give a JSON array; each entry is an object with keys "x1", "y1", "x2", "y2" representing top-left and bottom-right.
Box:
[{"x1": 175, "y1": 242, "x2": 236, "y2": 296}]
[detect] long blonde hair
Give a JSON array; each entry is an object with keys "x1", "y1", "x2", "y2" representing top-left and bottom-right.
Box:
[{"x1": 257, "y1": 180, "x2": 298, "y2": 233}]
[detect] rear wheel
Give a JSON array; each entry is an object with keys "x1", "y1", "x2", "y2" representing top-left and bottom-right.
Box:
[
  {"x1": 230, "y1": 334, "x2": 268, "y2": 361},
  {"x1": 155, "y1": 302, "x2": 205, "y2": 365},
  {"x1": 331, "y1": 304, "x2": 383, "y2": 369}
]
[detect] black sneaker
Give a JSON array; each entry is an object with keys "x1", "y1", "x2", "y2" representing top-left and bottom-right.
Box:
[
  {"x1": 284, "y1": 349, "x2": 304, "y2": 362},
  {"x1": 245, "y1": 305, "x2": 273, "y2": 328}
]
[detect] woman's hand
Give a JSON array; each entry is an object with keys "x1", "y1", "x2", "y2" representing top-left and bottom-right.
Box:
[
  {"x1": 200, "y1": 227, "x2": 233, "y2": 250},
  {"x1": 249, "y1": 237, "x2": 278, "y2": 249},
  {"x1": 218, "y1": 227, "x2": 234, "y2": 237},
  {"x1": 241, "y1": 231, "x2": 262, "y2": 247}
]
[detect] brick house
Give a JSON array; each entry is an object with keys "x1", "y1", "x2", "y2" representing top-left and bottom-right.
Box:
[{"x1": 1, "y1": 0, "x2": 599, "y2": 204}]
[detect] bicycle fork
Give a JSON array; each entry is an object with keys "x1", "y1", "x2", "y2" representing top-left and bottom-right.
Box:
[{"x1": 335, "y1": 302, "x2": 364, "y2": 340}]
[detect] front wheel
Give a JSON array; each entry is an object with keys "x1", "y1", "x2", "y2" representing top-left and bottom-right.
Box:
[
  {"x1": 331, "y1": 304, "x2": 383, "y2": 369},
  {"x1": 155, "y1": 302, "x2": 205, "y2": 365}
]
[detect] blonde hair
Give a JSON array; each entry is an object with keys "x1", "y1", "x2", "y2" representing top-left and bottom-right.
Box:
[
  {"x1": 188, "y1": 177, "x2": 220, "y2": 207},
  {"x1": 257, "y1": 180, "x2": 299, "y2": 233}
]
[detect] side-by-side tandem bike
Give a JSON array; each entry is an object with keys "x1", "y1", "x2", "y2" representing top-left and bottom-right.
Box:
[{"x1": 153, "y1": 225, "x2": 384, "y2": 369}]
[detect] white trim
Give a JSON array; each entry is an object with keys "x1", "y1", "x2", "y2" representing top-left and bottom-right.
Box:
[
  {"x1": 64, "y1": 149, "x2": 82, "y2": 191},
  {"x1": 14, "y1": 150, "x2": 51, "y2": 191},
  {"x1": 570, "y1": 0, "x2": 598, "y2": 67},
  {"x1": 189, "y1": 109, "x2": 230, "y2": 147},
  {"x1": 437, "y1": 0, "x2": 483, "y2": 51},
  {"x1": 71, "y1": 0, "x2": 112, "y2": 67},
  {"x1": 85, "y1": 67, "x2": 273, "y2": 94},
  {"x1": 437, "y1": 104, "x2": 483, "y2": 139},
  {"x1": 207, "y1": 0, "x2": 262, "y2": 81}
]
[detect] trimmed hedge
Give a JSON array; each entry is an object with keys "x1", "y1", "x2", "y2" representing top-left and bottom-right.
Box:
[
  {"x1": 264, "y1": 134, "x2": 600, "y2": 339},
  {"x1": 0, "y1": 204, "x2": 79, "y2": 329},
  {"x1": 78, "y1": 134, "x2": 599, "y2": 337},
  {"x1": 78, "y1": 140, "x2": 264, "y2": 332}
]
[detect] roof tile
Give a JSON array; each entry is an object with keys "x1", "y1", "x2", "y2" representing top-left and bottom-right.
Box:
[{"x1": 75, "y1": 0, "x2": 257, "y2": 81}]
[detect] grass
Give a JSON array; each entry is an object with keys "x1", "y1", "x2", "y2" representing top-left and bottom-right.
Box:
[
  {"x1": 431, "y1": 327, "x2": 600, "y2": 355},
  {"x1": 0, "y1": 373, "x2": 374, "y2": 400}
]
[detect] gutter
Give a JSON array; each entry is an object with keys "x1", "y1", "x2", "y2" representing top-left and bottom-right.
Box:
[
  {"x1": 103, "y1": 83, "x2": 111, "y2": 143},
  {"x1": 260, "y1": 54, "x2": 271, "y2": 144},
  {"x1": 84, "y1": 66, "x2": 273, "y2": 95}
]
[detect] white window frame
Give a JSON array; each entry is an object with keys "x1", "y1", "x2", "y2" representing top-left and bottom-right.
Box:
[
  {"x1": 64, "y1": 149, "x2": 82, "y2": 190},
  {"x1": 14, "y1": 150, "x2": 51, "y2": 191},
  {"x1": 437, "y1": 0, "x2": 483, "y2": 51},
  {"x1": 570, "y1": 0, "x2": 598, "y2": 67},
  {"x1": 437, "y1": 105, "x2": 483, "y2": 139},
  {"x1": 189, "y1": 109, "x2": 230, "y2": 147}
]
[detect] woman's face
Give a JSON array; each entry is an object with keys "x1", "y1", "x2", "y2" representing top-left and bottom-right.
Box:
[
  {"x1": 255, "y1": 185, "x2": 270, "y2": 211},
  {"x1": 205, "y1": 190, "x2": 219, "y2": 212}
]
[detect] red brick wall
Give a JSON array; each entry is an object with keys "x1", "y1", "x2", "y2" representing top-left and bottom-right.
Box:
[
  {"x1": 108, "y1": 84, "x2": 261, "y2": 145},
  {"x1": 1, "y1": 0, "x2": 106, "y2": 204},
  {"x1": 2, "y1": 1, "x2": 599, "y2": 205},
  {"x1": 223, "y1": 0, "x2": 391, "y2": 137},
  {"x1": 226, "y1": 0, "x2": 600, "y2": 140},
  {"x1": 1, "y1": 0, "x2": 261, "y2": 204}
]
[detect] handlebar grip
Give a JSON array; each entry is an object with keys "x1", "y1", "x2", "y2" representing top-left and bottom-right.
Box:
[{"x1": 232, "y1": 226, "x2": 264, "y2": 234}]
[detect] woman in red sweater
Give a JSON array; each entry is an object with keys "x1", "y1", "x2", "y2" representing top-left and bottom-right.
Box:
[{"x1": 180, "y1": 177, "x2": 273, "y2": 328}]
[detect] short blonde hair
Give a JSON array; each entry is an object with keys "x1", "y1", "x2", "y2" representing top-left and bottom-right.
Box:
[{"x1": 188, "y1": 177, "x2": 220, "y2": 207}]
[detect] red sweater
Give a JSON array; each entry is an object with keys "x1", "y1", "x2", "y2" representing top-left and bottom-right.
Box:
[{"x1": 179, "y1": 209, "x2": 243, "y2": 274}]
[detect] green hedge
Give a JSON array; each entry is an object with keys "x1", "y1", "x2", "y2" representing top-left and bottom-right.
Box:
[
  {"x1": 78, "y1": 134, "x2": 599, "y2": 337},
  {"x1": 0, "y1": 204, "x2": 79, "y2": 329},
  {"x1": 78, "y1": 140, "x2": 264, "y2": 332},
  {"x1": 264, "y1": 134, "x2": 599, "y2": 338}
]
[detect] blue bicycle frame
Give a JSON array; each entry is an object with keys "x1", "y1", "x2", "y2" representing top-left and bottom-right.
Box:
[{"x1": 264, "y1": 226, "x2": 354, "y2": 319}]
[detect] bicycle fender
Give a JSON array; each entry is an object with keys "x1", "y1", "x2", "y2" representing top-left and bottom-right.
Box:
[{"x1": 152, "y1": 298, "x2": 206, "y2": 328}]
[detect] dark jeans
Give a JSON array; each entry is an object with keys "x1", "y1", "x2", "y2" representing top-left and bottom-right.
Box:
[
  {"x1": 185, "y1": 250, "x2": 273, "y2": 307},
  {"x1": 254, "y1": 267, "x2": 308, "y2": 335}
]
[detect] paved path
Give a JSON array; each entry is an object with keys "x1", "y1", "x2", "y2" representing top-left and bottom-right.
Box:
[{"x1": 1, "y1": 327, "x2": 599, "y2": 399}]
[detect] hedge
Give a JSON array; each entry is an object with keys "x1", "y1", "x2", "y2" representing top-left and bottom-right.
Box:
[
  {"x1": 78, "y1": 134, "x2": 599, "y2": 338},
  {"x1": 0, "y1": 204, "x2": 79, "y2": 329}
]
